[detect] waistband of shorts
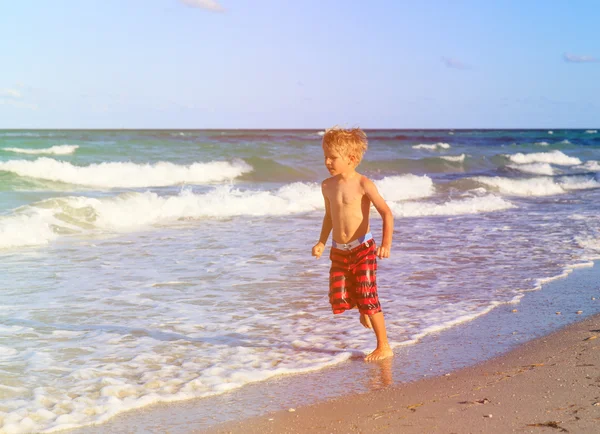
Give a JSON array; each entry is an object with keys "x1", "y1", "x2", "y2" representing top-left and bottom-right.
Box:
[{"x1": 332, "y1": 232, "x2": 373, "y2": 251}]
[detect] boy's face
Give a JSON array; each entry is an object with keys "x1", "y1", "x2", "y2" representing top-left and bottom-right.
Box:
[{"x1": 323, "y1": 146, "x2": 354, "y2": 175}]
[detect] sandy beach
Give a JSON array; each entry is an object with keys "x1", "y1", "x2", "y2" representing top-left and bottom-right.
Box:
[
  {"x1": 69, "y1": 263, "x2": 600, "y2": 434},
  {"x1": 208, "y1": 313, "x2": 600, "y2": 434}
]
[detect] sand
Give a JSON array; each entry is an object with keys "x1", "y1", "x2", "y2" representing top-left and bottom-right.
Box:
[
  {"x1": 206, "y1": 313, "x2": 600, "y2": 433},
  {"x1": 69, "y1": 263, "x2": 600, "y2": 434}
]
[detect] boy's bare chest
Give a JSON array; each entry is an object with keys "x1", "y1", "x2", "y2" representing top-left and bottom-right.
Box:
[{"x1": 328, "y1": 186, "x2": 365, "y2": 207}]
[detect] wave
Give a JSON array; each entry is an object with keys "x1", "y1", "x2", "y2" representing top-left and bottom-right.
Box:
[
  {"x1": 534, "y1": 141, "x2": 549, "y2": 146},
  {"x1": 238, "y1": 157, "x2": 315, "y2": 182},
  {"x1": 0, "y1": 158, "x2": 252, "y2": 188},
  {"x1": 0, "y1": 175, "x2": 511, "y2": 249},
  {"x1": 363, "y1": 155, "x2": 473, "y2": 174},
  {"x1": 376, "y1": 175, "x2": 434, "y2": 201},
  {"x1": 507, "y1": 163, "x2": 554, "y2": 176},
  {"x1": 0, "y1": 132, "x2": 45, "y2": 137},
  {"x1": 2, "y1": 145, "x2": 79, "y2": 155},
  {"x1": 0, "y1": 185, "x2": 307, "y2": 248},
  {"x1": 585, "y1": 130, "x2": 597, "y2": 134},
  {"x1": 412, "y1": 142, "x2": 451, "y2": 150},
  {"x1": 389, "y1": 195, "x2": 515, "y2": 217},
  {"x1": 471, "y1": 175, "x2": 600, "y2": 196},
  {"x1": 505, "y1": 150, "x2": 581, "y2": 166},
  {"x1": 575, "y1": 160, "x2": 600, "y2": 171},
  {"x1": 439, "y1": 154, "x2": 466, "y2": 162}
]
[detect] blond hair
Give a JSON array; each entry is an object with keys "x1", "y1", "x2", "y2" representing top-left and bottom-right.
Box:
[{"x1": 322, "y1": 126, "x2": 368, "y2": 164}]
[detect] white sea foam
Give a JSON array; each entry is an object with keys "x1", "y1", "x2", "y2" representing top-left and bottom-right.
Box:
[
  {"x1": 535, "y1": 141, "x2": 549, "y2": 146},
  {"x1": 412, "y1": 142, "x2": 451, "y2": 150},
  {"x1": 558, "y1": 176, "x2": 600, "y2": 191},
  {"x1": 577, "y1": 236, "x2": 600, "y2": 253},
  {"x1": 548, "y1": 130, "x2": 554, "y2": 134},
  {"x1": 507, "y1": 163, "x2": 554, "y2": 175},
  {"x1": 439, "y1": 154, "x2": 466, "y2": 162},
  {"x1": 2, "y1": 145, "x2": 79, "y2": 155},
  {"x1": 575, "y1": 160, "x2": 600, "y2": 171},
  {"x1": 0, "y1": 210, "x2": 60, "y2": 248},
  {"x1": 0, "y1": 157, "x2": 252, "y2": 188},
  {"x1": 0, "y1": 175, "x2": 496, "y2": 249},
  {"x1": 506, "y1": 150, "x2": 581, "y2": 166},
  {"x1": 585, "y1": 130, "x2": 597, "y2": 134},
  {"x1": 376, "y1": 175, "x2": 434, "y2": 201},
  {"x1": 472, "y1": 175, "x2": 600, "y2": 196},
  {"x1": 389, "y1": 195, "x2": 515, "y2": 217}
]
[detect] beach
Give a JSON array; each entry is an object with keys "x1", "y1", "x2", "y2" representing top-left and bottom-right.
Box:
[
  {"x1": 208, "y1": 313, "x2": 600, "y2": 434},
  {"x1": 2, "y1": 129, "x2": 600, "y2": 433},
  {"x1": 71, "y1": 260, "x2": 600, "y2": 433}
]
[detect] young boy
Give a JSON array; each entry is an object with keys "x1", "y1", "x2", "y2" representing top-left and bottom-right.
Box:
[{"x1": 312, "y1": 126, "x2": 394, "y2": 361}]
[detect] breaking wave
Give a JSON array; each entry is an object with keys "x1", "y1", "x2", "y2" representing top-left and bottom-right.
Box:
[
  {"x1": 505, "y1": 150, "x2": 581, "y2": 166},
  {"x1": 2, "y1": 145, "x2": 79, "y2": 155},
  {"x1": 0, "y1": 158, "x2": 252, "y2": 188},
  {"x1": 471, "y1": 175, "x2": 600, "y2": 197},
  {"x1": 412, "y1": 143, "x2": 451, "y2": 150}
]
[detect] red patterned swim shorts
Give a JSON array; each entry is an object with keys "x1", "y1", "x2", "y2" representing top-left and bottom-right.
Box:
[{"x1": 329, "y1": 238, "x2": 381, "y2": 315}]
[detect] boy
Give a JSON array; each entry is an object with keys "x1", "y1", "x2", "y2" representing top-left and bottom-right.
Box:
[{"x1": 312, "y1": 127, "x2": 394, "y2": 361}]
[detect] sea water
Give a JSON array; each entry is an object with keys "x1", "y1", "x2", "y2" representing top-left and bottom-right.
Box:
[{"x1": 1, "y1": 129, "x2": 600, "y2": 433}]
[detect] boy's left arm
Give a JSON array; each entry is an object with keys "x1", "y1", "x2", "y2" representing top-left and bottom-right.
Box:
[{"x1": 362, "y1": 177, "x2": 394, "y2": 259}]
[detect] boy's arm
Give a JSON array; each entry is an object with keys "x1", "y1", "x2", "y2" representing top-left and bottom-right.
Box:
[
  {"x1": 312, "y1": 184, "x2": 332, "y2": 259},
  {"x1": 362, "y1": 177, "x2": 394, "y2": 258}
]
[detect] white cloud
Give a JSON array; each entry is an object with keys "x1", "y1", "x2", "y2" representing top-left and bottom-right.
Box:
[
  {"x1": 180, "y1": 0, "x2": 224, "y2": 12},
  {"x1": 442, "y1": 57, "x2": 470, "y2": 70},
  {"x1": 0, "y1": 99, "x2": 38, "y2": 110},
  {"x1": 563, "y1": 53, "x2": 598, "y2": 63},
  {"x1": 0, "y1": 88, "x2": 22, "y2": 99}
]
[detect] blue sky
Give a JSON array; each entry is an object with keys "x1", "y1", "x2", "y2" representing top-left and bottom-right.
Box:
[{"x1": 1, "y1": 0, "x2": 598, "y2": 129}]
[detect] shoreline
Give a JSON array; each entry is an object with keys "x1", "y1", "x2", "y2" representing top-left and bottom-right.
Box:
[
  {"x1": 71, "y1": 262, "x2": 600, "y2": 433},
  {"x1": 208, "y1": 312, "x2": 600, "y2": 433}
]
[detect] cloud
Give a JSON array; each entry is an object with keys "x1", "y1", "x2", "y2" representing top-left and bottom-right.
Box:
[
  {"x1": 0, "y1": 99, "x2": 38, "y2": 110},
  {"x1": 442, "y1": 57, "x2": 470, "y2": 70},
  {"x1": 0, "y1": 88, "x2": 22, "y2": 99},
  {"x1": 563, "y1": 53, "x2": 598, "y2": 63},
  {"x1": 180, "y1": 0, "x2": 224, "y2": 12}
]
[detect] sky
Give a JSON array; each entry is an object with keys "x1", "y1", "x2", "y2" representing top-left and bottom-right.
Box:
[{"x1": 0, "y1": 0, "x2": 599, "y2": 129}]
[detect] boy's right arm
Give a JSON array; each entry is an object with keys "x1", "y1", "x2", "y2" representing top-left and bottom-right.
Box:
[{"x1": 312, "y1": 185, "x2": 332, "y2": 259}]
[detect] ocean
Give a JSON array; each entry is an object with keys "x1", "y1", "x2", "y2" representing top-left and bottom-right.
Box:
[{"x1": 1, "y1": 129, "x2": 600, "y2": 433}]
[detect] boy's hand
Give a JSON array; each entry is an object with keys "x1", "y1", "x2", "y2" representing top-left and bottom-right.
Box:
[
  {"x1": 312, "y1": 242, "x2": 325, "y2": 259},
  {"x1": 376, "y1": 245, "x2": 391, "y2": 259}
]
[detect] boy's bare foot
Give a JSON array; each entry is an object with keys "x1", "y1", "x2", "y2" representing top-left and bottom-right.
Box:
[
  {"x1": 365, "y1": 345, "x2": 393, "y2": 361},
  {"x1": 360, "y1": 313, "x2": 373, "y2": 329}
]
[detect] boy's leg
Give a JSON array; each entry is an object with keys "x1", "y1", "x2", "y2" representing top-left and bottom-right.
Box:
[
  {"x1": 365, "y1": 311, "x2": 393, "y2": 361},
  {"x1": 360, "y1": 313, "x2": 372, "y2": 328}
]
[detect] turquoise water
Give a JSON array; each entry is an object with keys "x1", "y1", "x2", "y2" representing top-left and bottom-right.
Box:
[{"x1": 1, "y1": 129, "x2": 600, "y2": 432}]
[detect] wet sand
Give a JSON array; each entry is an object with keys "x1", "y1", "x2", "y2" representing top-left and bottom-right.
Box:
[
  {"x1": 71, "y1": 264, "x2": 600, "y2": 433},
  {"x1": 207, "y1": 313, "x2": 600, "y2": 433}
]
